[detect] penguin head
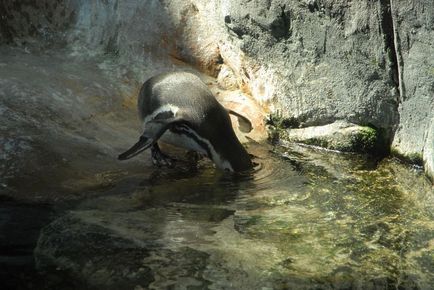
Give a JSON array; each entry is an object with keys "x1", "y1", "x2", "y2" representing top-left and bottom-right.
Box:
[
  {"x1": 212, "y1": 139, "x2": 253, "y2": 173},
  {"x1": 197, "y1": 108, "x2": 253, "y2": 173}
]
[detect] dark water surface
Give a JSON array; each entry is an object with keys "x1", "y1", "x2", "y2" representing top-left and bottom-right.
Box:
[{"x1": 2, "y1": 142, "x2": 434, "y2": 289}]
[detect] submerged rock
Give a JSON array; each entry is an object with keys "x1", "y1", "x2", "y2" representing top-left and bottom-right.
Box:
[
  {"x1": 35, "y1": 212, "x2": 154, "y2": 289},
  {"x1": 32, "y1": 145, "x2": 434, "y2": 289}
]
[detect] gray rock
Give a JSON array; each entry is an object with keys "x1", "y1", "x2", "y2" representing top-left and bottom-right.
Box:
[
  {"x1": 217, "y1": 0, "x2": 433, "y2": 178},
  {"x1": 424, "y1": 120, "x2": 434, "y2": 182},
  {"x1": 217, "y1": 64, "x2": 239, "y2": 90},
  {"x1": 0, "y1": 47, "x2": 148, "y2": 200},
  {"x1": 282, "y1": 121, "x2": 382, "y2": 154},
  {"x1": 389, "y1": 1, "x2": 434, "y2": 179},
  {"x1": 2, "y1": 2, "x2": 434, "y2": 287},
  {"x1": 1, "y1": 0, "x2": 433, "y2": 180},
  {"x1": 220, "y1": 0, "x2": 399, "y2": 129}
]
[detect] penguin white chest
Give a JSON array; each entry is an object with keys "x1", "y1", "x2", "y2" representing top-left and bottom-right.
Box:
[{"x1": 159, "y1": 130, "x2": 207, "y2": 154}]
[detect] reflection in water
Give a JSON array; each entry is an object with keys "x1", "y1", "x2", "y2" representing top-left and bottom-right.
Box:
[{"x1": 35, "y1": 143, "x2": 434, "y2": 289}]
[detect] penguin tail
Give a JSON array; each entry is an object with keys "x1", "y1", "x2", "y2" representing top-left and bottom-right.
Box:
[{"x1": 227, "y1": 109, "x2": 253, "y2": 133}]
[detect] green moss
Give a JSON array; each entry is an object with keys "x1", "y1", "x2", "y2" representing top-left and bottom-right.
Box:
[
  {"x1": 266, "y1": 111, "x2": 299, "y2": 144},
  {"x1": 390, "y1": 149, "x2": 423, "y2": 166},
  {"x1": 267, "y1": 116, "x2": 390, "y2": 156},
  {"x1": 266, "y1": 111, "x2": 300, "y2": 129},
  {"x1": 268, "y1": 128, "x2": 285, "y2": 144},
  {"x1": 302, "y1": 128, "x2": 381, "y2": 154},
  {"x1": 350, "y1": 125, "x2": 390, "y2": 156},
  {"x1": 350, "y1": 126, "x2": 378, "y2": 153},
  {"x1": 303, "y1": 138, "x2": 329, "y2": 149}
]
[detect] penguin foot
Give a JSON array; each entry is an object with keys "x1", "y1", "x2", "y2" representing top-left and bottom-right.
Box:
[
  {"x1": 151, "y1": 144, "x2": 176, "y2": 167},
  {"x1": 185, "y1": 151, "x2": 204, "y2": 163}
]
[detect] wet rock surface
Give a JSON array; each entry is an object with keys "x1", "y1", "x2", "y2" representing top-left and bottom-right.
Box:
[
  {"x1": 33, "y1": 145, "x2": 434, "y2": 289},
  {"x1": 0, "y1": 48, "x2": 433, "y2": 287},
  {"x1": 0, "y1": 198, "x2": 53, "y2": 290},
  {"x1": 0, "y1": 47, "x2": 147, "y2": 201},
  {"x1": 1, "y1": 0, "x2": 433, "y2": 177}
]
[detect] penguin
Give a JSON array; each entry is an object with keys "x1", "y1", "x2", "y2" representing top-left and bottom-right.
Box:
[{"x1": 118, "y1": 71, "x2": 253, "y2": 172}]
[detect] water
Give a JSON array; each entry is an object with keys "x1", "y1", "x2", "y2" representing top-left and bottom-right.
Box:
[
  {"x1": 28, "y1": 142, "x2": 434, "y2": 289},
  {"x1": 2, "y1": 47, "x2": 430, "y2": 289}
]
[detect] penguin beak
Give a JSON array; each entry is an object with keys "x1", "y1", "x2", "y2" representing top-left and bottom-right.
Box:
[{"x1": 118, "y1": 136, "x2": 153, "y2": 160}]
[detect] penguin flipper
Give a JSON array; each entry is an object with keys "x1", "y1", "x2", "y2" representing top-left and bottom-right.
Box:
[
  {"x1": 118, "y1": 117, "x2": 183, "y2": 160},
  {"x1": 118, "y1": 135, "x2": 154, "y2": 160},
  {"x1": 227, "y1": 109, "x2": 253, "y2": 133}
]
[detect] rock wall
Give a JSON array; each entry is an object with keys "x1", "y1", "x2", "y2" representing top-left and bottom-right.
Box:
[
  {"x1": 389, "y1": 0, "x2": 434, "y2": 180},
  {"x1": 220, "y1": 1, "x2": 399, "y2": 127},
  {"x1": 1, "y1": 0, "x2": 433, "y2": 179}
]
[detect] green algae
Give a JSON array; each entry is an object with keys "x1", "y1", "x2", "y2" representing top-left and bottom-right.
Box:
[
  {"x1": 391, "y1": 148, "x2": 424, "y2": 166},
  {"x1": 266, "y1": 111, "x2": 299, "y2": 144},
  {"x1": 350, "y1": 126, "x2": 378, "y2": 153}
]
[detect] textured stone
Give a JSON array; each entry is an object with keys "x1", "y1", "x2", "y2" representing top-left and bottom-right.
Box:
[
  {"x1": 283, "y1": 121, "x2": 382, "y2": 154},
  {"x1": 35, "y1": 212, "x2": 154, "y2": 289},
  {"x1": 2, "y1": 2, "x2": 434, "y2": 287},
  {"x1": 0, "y1": 47, "x2": 147, "y2": 200},
  {"x1": 1, "y1": 0, "x2": 434, "y2": 179},
  {"x1": 389, "y1": 0, "x2": 434, "y2": 179},
  {"x1": 217, "y1": 64, "x2": 239, "y2": 90},
  {"x1": 424, "y1": 119, "x2": 434, "y2": 182},
  {"x1": 214, "y1": 0, "x2": 433, "y2": 178},
  {"x1": 31, "y1": 148, "x2": 434, "y2": 288},
  {"x1": 218, "y1": 0, "x2": 399, "y2": 129}
]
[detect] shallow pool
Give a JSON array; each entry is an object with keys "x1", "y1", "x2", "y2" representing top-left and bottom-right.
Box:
[{"x1": 32, "y1": 142, "x2": 434, "y2": 289}]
